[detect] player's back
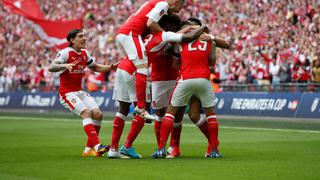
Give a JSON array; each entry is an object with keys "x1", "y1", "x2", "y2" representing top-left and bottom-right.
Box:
[
  {"x1": 117, "y1": 0, "x2": 167, "y2": 36},
  {"x1": 179, "y1": 39, "x2": 212, "y2": 80},
  {"x1": 144, "y1": 32, "x2": 180, "y2": 81},
  {"x1": 58, "y1": 47, "x2": 89, "y2": 95}
]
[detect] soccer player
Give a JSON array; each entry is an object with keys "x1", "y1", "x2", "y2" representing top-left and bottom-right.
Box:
[
  {"x1": 48, "y1": 29, "x2": 117, "y2": 157},
  {"x1": 166, "y1": 18, "x2": 232, "y2": 158},
  {"x1": 108, "y1": 15, "x2": 208, "y2": 159},
  {"x1": 115, "y1": 0, "x2": 185, "y2": 120},
  {"x1": 107, "y1": 57, "x2": 151, "y2": 158},
  {"x1": 146, "y1": 15, "x2": 208, "y2": 147},
  {"x1": 152, "y1": 21, "x2": 222, "y2": 158}
]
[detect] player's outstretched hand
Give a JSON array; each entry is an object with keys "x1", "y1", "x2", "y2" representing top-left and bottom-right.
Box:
[
  {"x1": 110, "y1": 62, "x2": 119, "y2": 70},
  {"x1": 64, "y1": 61, "x2": 77, "y2": 71}
]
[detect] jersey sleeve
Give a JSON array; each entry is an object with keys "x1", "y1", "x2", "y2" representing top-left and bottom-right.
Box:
[
  {"x1": 162, "y1": 31, "x2": 183, "y2": 43},
  {"x1": 84, "y1": 50, "x2": 96, "y2": 68},
  {"x1": 146, "y1": 1, "x2": 169, "y2": 22},
  {"x1": 53, "y1": 49, "x2": 69, "y2": 64}
]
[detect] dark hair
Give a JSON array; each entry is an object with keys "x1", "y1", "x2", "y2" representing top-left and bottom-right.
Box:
[
  {"x1": 67, "y1": 29, "x2": 82, "y2": 47},
  {"x1": 180, "y1": 21, "x2": 191, "y2": 28},
  {"x1": 187, "y1": 17, "x2": 202, "y2": 26},
  {"x1": 158, "y1": 15, "x2": 182, "y2": 31}
]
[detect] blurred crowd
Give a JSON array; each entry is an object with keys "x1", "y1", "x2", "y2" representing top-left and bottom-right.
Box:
[{"x1": 0, "y1": 0, "x2": 319, "y2": 93}]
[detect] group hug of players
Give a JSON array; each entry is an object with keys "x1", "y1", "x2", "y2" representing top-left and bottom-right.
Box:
[{"x1": 49, "y1": 0, "x2": 232, "y2": 159}]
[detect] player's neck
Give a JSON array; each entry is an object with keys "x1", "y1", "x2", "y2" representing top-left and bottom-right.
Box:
[{"x1": 72, "y1": 46, "x2": 81, "y2": 53}]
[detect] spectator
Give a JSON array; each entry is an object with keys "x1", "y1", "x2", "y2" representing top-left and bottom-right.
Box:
[{"x1": 1, "y1": 0, "x2": 319, "y2": 92}]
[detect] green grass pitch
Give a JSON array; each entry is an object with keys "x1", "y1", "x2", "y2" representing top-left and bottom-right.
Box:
[{"x1": 0, "y1": 111, "x2": 320, "y2": 180}]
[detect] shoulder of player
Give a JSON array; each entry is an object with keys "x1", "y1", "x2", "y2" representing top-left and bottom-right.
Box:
[{"x1": 56, "y1": 47, "x2": 74, "y2": 59}]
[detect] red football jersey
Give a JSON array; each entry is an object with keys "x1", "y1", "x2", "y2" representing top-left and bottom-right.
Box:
[
  {"x1": 54, "y1": 47, "x2": 95, "y2": 96},
  {"x1": 117, "y1": 0, "x2": 169, "y2": 36},
  {"x1": 179, "y1": 39, "x2": 213, "y2": 80},
  {"x1": 144, "y1": 31, "x2": 182, "y2": 81}
]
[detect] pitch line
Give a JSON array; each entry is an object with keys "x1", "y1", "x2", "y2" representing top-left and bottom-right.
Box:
[{"x1": 0, "y1": 116, "x2": 320, "y2": 134}]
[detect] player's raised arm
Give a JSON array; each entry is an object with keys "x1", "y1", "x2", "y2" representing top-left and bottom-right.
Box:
[
  {"x1": 49, "y1": 49, "x2": 75, "y2": 72},
  {"x1": 89, "y1": 62, "x2": 119, "y2": 72},
  {"x1": 146, "y1": 1, "x2": 169, "y2": 32},
  {"x1": 48, "y1": 61, "x2": 77, "y2": 72},
  {"x1": 181, "y1": 25, "x2": 208, "y2": 43}
]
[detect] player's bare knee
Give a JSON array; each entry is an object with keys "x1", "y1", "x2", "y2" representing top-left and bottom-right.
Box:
[
  {"x1": 92, "y1": 110, "x2": 103, "y2": 120},
  {"x1": 80, "y1": 109, "x2": 91, "y2": 119}
]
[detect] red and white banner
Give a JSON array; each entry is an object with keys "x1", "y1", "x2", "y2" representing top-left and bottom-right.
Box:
[
  {"x1": 3, "y1": 0, "x2": 82, "y2": 50},
  {"x1": 25, "y1": 18, "x2": 82, "y2": 50},
  {"x1": 3, "y1": 0, "x2": 44, "y2": 18}
]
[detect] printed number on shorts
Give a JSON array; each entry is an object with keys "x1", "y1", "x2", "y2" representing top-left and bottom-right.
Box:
[{"x1": 188, "y1": 40, "x2": 207, "y2": 51}]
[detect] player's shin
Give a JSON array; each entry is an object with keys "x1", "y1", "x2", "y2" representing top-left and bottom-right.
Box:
[
  {"x1": 124, "y1": 115, "x2": 145, "y2": 148},
  {"x1": 159, "y1": 113, "x2": 175, "y2": 150},
  {"x1": 206, "y1": 113, "x2": 219, "y2": 152},
  {"x1": 82, "y1": 118, "x2": 100, "y2": 148},
  {"x1": 111, "y1": 112, "x2": 126, "y2": 150},
  {"x1": 154, "y1": 115, "x2": 163, "y2": 146}
]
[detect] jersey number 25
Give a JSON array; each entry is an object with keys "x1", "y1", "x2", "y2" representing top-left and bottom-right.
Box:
[{"x1": 188, "y1": 40, "x2": 207, "y2": 51}]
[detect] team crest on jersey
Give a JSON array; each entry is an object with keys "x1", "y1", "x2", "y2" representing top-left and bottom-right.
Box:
[
  {"x1": 159, "y1": 9, "x2": 165, "y2": 16},
  {"x1": 71, "y1": 98, "x2": 77, "y2": 104}
]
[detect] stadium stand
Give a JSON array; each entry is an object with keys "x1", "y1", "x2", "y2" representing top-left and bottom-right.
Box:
[{"x1": 1, "y1": 0, "x2": 319, "y2": 93}]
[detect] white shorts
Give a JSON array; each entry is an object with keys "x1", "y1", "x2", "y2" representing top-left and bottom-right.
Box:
[
  {"x1": 116, "y1": 33, "x2": 147, "y2": 66},
  {"x1": 59, "y1": 90, "x2": 99, "y2": 116},
  {"x1": 170, "y1": 78, "x2": 215, "y2": 108},
  {"x1": 151, "y1": 80, "x2": 176, "y2": 109},
  {"x1": 112, "y1": 69, "x2": 151, "y2": 103}
]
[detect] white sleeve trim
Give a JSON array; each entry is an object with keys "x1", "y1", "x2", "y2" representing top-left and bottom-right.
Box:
[
  {"x1": 146, "y1": 1, "x2": 169, "y2": 22},
  {"x1": 162, "y1": 31, "x2": 183, "y2": 43}
]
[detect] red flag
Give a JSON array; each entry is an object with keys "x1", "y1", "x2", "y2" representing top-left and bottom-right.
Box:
[
  {"x1": 25, "y1": 17, "x2": 82, "y2": 50},
  {"x1": 3, "y1": 0, "x2": 82, "y2": 50},
  {"x1": 3, "y1": 0, "x2": 44, "y2": 18}
]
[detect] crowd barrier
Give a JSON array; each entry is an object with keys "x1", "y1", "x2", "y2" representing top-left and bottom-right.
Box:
[{"x1": 0, "y1": 92, "x2": 319, "y2": 119}]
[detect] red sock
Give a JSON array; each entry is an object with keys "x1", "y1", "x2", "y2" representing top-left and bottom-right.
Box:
[
  {"x1": 171, "y1": 124, "x2": 182, "y2": 147},
  {"x1": 135, "y1": 73, "x2": 147, "y2": 109},
  {"x1": 154, "y1": 120, "x2": 162, "y2": 146},
  {"x1": 85, "y1": 121, "x2": 101, "y2": 148},
  {"x1": 83, "y1": 118, "x2": 100, "y2": 147},
  {"x1": 124, "y1": 115, "x2": 145, "y2": 148},
  {"x1": 111, "y1": 113, "x2": 126, "y2": 150},
  {"x1": 207, "y1": 113, "x2": 219, "y2": 152},
  {"x1": 159, "y1": 113, "x2": 175, "y2": 150}
]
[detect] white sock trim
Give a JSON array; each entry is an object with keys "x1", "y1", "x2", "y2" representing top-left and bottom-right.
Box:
[
  {"x1": 196, "y1": 115, "x2": 206, "y2": 126},
  {"x1": 84, "y1": 147, "x2": 92, "y2": 153},
  {"x1": 83, "y1": 118, "x2": 93, "y2": 126},
  {"x1": 116, "y1": 112, "x2": 127, "y2": 121},
  {"x1": 94, "y1": 144, "x2": 101, "y2": 152},
  {"x1": 155, "y1": 115, "x2": 163, "y2": 122},
  {"x1": 92, "y1": 120, "x2": 102, "y2": 126},
  {"x1": 207, "y1": 115, "x2": 217, "y2": 119},
  {"x1": 165, "y1": 113, "x2": 175, "y2": 119}
]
